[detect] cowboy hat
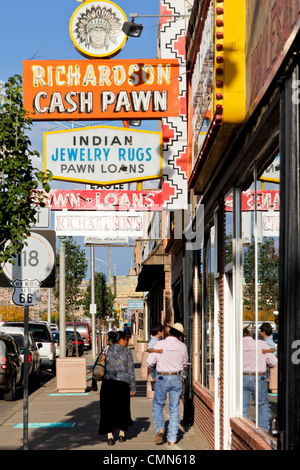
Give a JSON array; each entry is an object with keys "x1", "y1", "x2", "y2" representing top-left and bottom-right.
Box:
[{"x1": 167, "y1": 322, "x2": 187, "y2": 336}]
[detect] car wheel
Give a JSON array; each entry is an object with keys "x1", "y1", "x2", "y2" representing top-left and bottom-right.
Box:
[{"x1": 4, "y1": 376, "x2": 16, "y2": 401}]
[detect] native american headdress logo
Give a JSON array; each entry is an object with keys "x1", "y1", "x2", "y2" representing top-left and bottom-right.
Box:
[{"x1": 70, "y1": 1, "x2": 127, "y2": 58}]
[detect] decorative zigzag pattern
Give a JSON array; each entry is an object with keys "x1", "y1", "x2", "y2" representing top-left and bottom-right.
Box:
[{"x1": 160, "y1": 0, "x2": 188, "y2": 209}]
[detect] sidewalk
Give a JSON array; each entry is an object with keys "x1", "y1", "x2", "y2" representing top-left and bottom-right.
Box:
[{"x1": 0, "y1": 346, "x2": 209, "y2": 452}]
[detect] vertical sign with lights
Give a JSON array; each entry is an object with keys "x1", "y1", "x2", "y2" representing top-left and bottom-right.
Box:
[
  {"x1": 159, "y1": 0, "x2": 188, "y2": 210},
  {"x1": 213, "y1": 0, "x2": 246, "y2": 125}
]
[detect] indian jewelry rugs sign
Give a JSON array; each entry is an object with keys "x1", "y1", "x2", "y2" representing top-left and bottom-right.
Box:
[{"x1": 44, "y1": 125, "x2": 162, "y2": 185}]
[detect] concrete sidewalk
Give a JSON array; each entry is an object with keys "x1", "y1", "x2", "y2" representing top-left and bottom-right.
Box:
[{"x1": 0, "y1": 347, "x2": 209, "y2": 451}]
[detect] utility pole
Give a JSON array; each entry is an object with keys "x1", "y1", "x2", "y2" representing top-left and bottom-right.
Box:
[
  {"x1": 59, "y1": 237, "x2": 66, "y2": 358},
  {"x1": 90, "y1": 246, "x2": 97, "y2": 360}
]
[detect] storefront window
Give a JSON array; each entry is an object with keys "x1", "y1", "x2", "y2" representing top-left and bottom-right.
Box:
[
  {"x1": 241, "y1": 154, "x2": 279, "y2": 435},
  {"x1": 225, "y1": 191, "x2": 233, "y2": 266},
  {"x1": 203, "y1": 226, "x2": 215, "y2": 394}
]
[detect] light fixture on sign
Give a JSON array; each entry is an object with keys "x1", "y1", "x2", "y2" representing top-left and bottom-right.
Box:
[
  {"x1": 122, "y1": 12, "x2": 191, "y2": 38},
  {"x1": 122, "y1": 18, "x2": 143, "y2": 37},
  {"x1": 128, "y1": 120, "x2": 141, "y2": 127}
]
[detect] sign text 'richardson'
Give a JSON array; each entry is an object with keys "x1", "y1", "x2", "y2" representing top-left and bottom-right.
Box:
[
  {"x1": 44, "y1": 125, "x2": 162, "y2": 185},
  {"x1": 23, "y1": 59, "x2": 180, "y2": 120}
]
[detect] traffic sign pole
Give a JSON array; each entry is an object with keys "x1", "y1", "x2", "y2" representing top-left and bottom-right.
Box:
[
  {"x1": 23, "y1": 305, "x2": 29, "y2": 451},
  {"x1": 0, "y1": 231, "x2": 56, "y2": 450}
]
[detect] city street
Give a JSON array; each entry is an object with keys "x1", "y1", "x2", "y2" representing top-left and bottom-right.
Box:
[{"x1": 0, "y1": 346, "x2": 208, "y2": 453}]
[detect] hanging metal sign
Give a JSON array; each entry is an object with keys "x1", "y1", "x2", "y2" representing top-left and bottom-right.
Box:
[
  {"x1": 1, "y1": 232, "x2": 55, "y2": 305},
  {"x1": 54, "y1": 210, "x2": 145, "y2": 237},
  {"x1": 47, "y1": 189, "x2": 163, "y2": 211},
  {"x1": 44, "y1": 125, "x2": 163, "y2": 185},
  {"x1": 69, "y1": 0, "x2": 128, "y2": 59},
  {"x1": 22, "y1": 59, "x2": 180, "y2": 120}
]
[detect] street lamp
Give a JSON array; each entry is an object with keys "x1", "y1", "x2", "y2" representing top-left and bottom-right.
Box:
[
  {"x1": 128, "y1": 120, "x2": 141, "y2": 127},
  {"x1": 122, "y1": 17, "x2": 143, "y2": 37}
]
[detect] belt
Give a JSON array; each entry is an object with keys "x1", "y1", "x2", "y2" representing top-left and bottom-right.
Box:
[
  {"x1": 157, "y1": 371, "x2": 181, "y2": 376},
  {"x1": 243, "y1": 372, "x2": 266, "y2": 376}
]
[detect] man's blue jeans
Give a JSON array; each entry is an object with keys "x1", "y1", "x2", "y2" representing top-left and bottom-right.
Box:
[
  {"x1": 152, "y1": 374, "x2": 182, "y2": 442},
  {"x1": 243, "y1": 374, "x2": 270, "y2": 432}
]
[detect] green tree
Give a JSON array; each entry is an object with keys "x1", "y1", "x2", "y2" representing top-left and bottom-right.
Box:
[
  {"x1": 258, "y1": 237, "x2": 279, "y2": 320},
  {"x1": 0, "y1": 75, "x2": 52, "y2": 265},
  {"x1": 83, "y1": 272, "x2": 115, "y2": 346},
  {"x1": 83, "y1": 271, "x2": 115, "y2": 320},
  {"x1": 243, "y1": 236, "x2": 279, "y2": 322}
]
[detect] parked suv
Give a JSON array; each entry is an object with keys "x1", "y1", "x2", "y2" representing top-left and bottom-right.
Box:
[
  {"x1": 3, "y1": 322, "x2": 56, "y2": 374},
  {"x1": 0, "y1": 326, "x2": 42, "y2": 385},
  {"x1": 0, "y1": 334, "x2": 23, "y2": 401},
  {"x1": 66, "y1": 322, "x2": 91, "y2": 350}
]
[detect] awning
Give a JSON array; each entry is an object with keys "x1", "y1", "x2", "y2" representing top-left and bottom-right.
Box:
[{"x1": 136, "y1": 242, "x2": 171, "y2": 292}]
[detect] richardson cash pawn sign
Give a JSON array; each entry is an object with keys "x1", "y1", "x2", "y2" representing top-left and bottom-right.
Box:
[{"x1": 22, "y1": 59, "x2": 180, "y2": 121}]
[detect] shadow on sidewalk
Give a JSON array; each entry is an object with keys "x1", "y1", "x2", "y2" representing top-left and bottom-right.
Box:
[{"x1": 22, "y1": 375, "x2": 150, "y2": 450}]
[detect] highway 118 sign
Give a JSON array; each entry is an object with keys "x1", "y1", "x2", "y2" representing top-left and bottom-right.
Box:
[{"x1": 1, "y1": 232, "x2": 55, "y2": 307}]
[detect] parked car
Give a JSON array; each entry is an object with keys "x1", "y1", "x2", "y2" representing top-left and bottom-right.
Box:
[
  {"x1": 0, "y1": 334, "x2": 23, "y2": 401},
  {"x1": 3, "y1": 322, "x2": 56, "y2": 375},
  {"x1": 0, "y1": 326, "x2": 42, "y2": 385},
  {"x1": 66, "y1": 331, "x2": 85, "y2": 356},
  {"x1": 52, "y1": 331, "x2": 73, "y2": 357},
  {"x1": 272, "y1": 331, "x2": 279, "y2": 344},
  {"x1": 50, "y1": 323, "x2": 58, "y2": 331},
  {"x1": 66, "y1": 322, "x2": 91, "y2": 350}
]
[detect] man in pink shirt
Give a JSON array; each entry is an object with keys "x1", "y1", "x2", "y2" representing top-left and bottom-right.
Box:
[
  {"x1": 243, "y1": 328, "x2": 277, "y2": 433},
  {"x1": 147, "y1": 322, "x2": 188, "y2": 446}
]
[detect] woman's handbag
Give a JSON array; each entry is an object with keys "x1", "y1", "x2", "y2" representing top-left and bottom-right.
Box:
[{"x1": 92, "y1": 346, "x2": 109, "y2": 382}]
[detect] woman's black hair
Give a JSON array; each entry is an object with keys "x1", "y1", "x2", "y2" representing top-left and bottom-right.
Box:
[{"x1": 108, "y1": 330, "x2": 127, "y2": 344}]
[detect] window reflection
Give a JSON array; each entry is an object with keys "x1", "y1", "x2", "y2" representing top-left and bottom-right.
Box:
[
  {"x1": 241, "y1": 155, "x2": 279, "y2": 435},
  {"x1": 203, "y1": 226, "x2": 215, "y2": 394},
  {"x1": 225, "y1": 192, "x2": 233, "y2": 266}
]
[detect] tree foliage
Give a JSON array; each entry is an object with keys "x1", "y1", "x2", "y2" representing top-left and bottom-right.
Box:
[
  {"x1": 0, "y1": 304, "x2": 24, "y2": 322},
  {"x1": 243, "y1": 236, "x2": 279, "y2": 320},
  {"x1": 0, "y1": 75, "x2": 52, "y2": 265},
  {"x1": 83, "y1": 271, "x2": 115, "y2": 320}
]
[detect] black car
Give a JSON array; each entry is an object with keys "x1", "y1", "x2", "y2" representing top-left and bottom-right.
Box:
[
  {"x1": 66, "y1": 331, "x2": 85, "y2": 356},
  {"x1": 52, "y1": 331, "x2": 73, "y2": 357},
  {"x1": 0, "y1": 334, "x2": 23, "y2": 401},
  {"x1": 0, "y1": 328, "x2": 42, "y2": 386},
  {"x1": 3, "y1": 322, "x2": 56, "y2": 374}
]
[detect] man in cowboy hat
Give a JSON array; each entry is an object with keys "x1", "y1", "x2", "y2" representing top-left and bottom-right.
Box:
[{"x1": 147, "y1": 322, "x2": 188, "y2": 446}]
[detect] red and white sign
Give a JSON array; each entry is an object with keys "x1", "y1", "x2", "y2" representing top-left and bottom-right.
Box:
[
  {"x1": 225, "y1": 190, "x2": 280, "y2": 212},
  {"x1": 47, "y1": 189, "x2": 163, "y2": 211},
  {"x1": 54, "y1": 211, "x2": 145, "y2": 237}
]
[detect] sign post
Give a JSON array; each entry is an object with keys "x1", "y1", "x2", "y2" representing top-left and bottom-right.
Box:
[{"x1": 23, "y1": 305, "x2": 29, "y2": 450}]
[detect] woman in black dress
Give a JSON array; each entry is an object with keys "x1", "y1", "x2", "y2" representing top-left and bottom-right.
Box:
[{"x1": 98, "y1": 330, "x2": 136, "y2": 445}]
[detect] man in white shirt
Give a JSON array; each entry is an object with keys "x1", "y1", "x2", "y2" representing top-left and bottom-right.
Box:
[
  {"x1": 147, "y1": 322, "x2": 188, "y2": 446},
  {"x1": 243, "y1": 328, "x2": 277, "y2": 432}
]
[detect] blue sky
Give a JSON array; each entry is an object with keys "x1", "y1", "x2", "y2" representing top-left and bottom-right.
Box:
[{"x1": 0, "y1": 0, "x2": 160, "y2": 280}]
